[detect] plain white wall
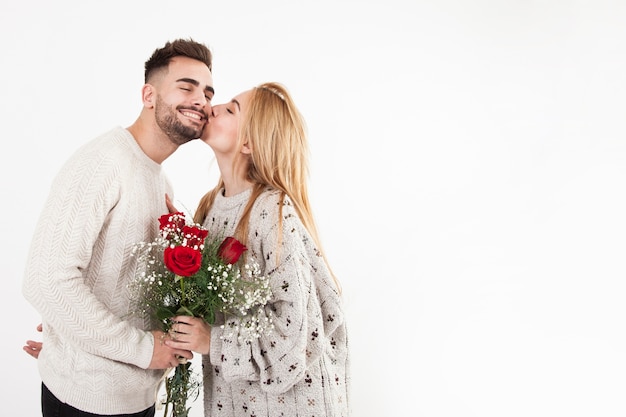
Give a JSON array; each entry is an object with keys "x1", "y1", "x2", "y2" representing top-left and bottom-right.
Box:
[{"x1": 3, "y1": 1, "x2": 626, "y2": 416}]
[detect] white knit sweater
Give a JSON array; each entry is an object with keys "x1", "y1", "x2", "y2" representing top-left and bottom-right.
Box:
[
  {"x1": 23, "y1": 127, "x2": 173, "y2": 414},
  {"x1": 201, "y1": 187, "x2": 350, "y2": 417}
]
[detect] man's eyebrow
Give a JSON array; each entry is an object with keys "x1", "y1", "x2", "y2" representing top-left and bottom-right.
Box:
[
  {"x1": 177, "y1": 78, "x2": 215, "y2": 95},
  {"x1": 232, "y1": 99, "x2": 241, "y2": 110},
  {"x1": 177, "y1": 77, "x2": 199, "y2": 86}
]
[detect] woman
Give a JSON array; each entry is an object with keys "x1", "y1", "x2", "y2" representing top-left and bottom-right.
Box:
[{"x1": 165, "y1": 82, "x2": 350, "y2": 416}]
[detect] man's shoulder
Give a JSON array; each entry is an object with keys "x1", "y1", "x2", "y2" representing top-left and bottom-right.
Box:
[
  {"x1": 69, "y1": 127, "x2": 134, "y2": 160},
  {"x1": 85, "y1": 126, "x2": 132, "y2": 148},
  {"x1": 54, "y1": 127, "x2": 136, "y2": 179}
]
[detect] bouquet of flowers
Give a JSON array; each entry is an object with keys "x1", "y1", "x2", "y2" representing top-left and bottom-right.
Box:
[{"x1": 129, "y1": 212, "x2": 274, "y2": 417}]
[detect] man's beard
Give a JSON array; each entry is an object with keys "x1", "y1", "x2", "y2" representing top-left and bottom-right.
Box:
[{"x1": 155, "y1": 95, "x2": 204, "y2": 145}]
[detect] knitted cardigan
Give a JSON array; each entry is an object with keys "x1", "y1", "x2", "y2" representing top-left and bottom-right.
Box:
[
  {"x1": 22, "y1": 127, "x2": 172, "y2": 414},
  {"x1": 201, "y1": 187, "x2": 350, "y2": 417}
]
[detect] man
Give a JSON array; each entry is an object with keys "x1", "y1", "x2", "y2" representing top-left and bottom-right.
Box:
[{"x1": 22, "y1": 38, "x2": 214, "y2": 417}]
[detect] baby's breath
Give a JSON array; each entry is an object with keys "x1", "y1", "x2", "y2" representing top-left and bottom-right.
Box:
[{"x1": 127, "y1": 213, "x2": 274, "y2": 417}]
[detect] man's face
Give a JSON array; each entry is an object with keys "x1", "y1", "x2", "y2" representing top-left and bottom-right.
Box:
[{"x1": 153, "y1": 56, "x2": 214, "y2": 145}]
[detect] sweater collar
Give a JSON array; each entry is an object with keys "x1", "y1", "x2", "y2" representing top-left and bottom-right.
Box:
[{"x1": 214, "y1": 187, "x2": 253, "y2": 211}]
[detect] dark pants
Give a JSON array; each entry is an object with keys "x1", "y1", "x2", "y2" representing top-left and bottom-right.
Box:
[{"x1": 42, "y1": 383, "x2": 155, "y2": 417}]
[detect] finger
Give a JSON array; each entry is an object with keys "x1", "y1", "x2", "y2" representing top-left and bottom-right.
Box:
[
  {"x1": 164, "y1": 339, "x2": 191, "y2": 354},
  {"x1": 36, "y1": 323, "x2": 43, "y2": 332},
  {"x1": 165, "y1": 194, "x2": 179, "y2": 214},
  {"x1": 25, "y1": 340, "x2": 42, "y2": 349},
  {"x1": 171, "y1": 315, "x2": 195, "y2": 325},
  {"x1": 175, "y1": 349, "x2": 193, "y2": 360},
  {"x1": 23, "y1": 346, "x2": 39, "y2": 359},
  {"x1": 168, "y1": 328, "x2": 186, "y2": 342},
  {"x1": 170, "y1": 333, "x2": 183, "y2": 343}
]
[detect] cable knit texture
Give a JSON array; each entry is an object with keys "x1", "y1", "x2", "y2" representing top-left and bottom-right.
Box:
[
  {"x1": 202, "y1": 187, "x2": 350, "y2": 417},
  {"x1": 22, "y1": 127, "x2": 173, "y2": 414}
]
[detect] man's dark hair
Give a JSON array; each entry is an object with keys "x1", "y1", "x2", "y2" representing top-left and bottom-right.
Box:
[{"x1": 144, "y1": 38, "x2": 212, "y2": 82}]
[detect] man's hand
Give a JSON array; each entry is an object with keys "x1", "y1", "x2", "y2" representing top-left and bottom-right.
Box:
[
  {"x1": 165, "y1": 193, "x2": 179, "y2": 214},
  {"x1": 148, "y1": 330, "x2": 194, "y2": 369},
  {"x1": 23, "y1": 323, "x2": 43, "y2": 359}
]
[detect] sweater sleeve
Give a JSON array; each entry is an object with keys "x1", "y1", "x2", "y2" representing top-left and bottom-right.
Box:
[
  {"x1": 22, "y1": 141, "x2": 156, "y2": 369},
  {"x1": 210, "y1": 193, "x2": 342, "y2": 394}
]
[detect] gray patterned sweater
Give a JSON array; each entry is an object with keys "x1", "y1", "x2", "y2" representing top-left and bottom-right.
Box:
[
  {"x1": 22, "y1": 127, "x2": 171, "y2": 414},
  {"x1": 202, "y1": 187, "x2": 350, "y2": 417}
]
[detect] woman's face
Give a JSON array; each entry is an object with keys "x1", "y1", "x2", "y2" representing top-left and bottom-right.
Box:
[{"x1": 201, "y1": 89, "x2": 252, "y2": 156}]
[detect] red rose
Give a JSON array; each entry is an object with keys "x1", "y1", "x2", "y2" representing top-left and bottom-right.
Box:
[
  {"x1": 218, "y1": 237, "x2": 247, "y2": 264},
  {"x1": 182, "y1": 225, "x2": 209, "y2": 249},
  {"x1": 164, "y1": 246, "x2": 202, "y2": 276},
  {"x1": 159, "y1": 212, "x2": 187, "y2": 233}
]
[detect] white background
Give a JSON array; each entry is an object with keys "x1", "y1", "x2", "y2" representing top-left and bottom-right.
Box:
[{"x1": 2, "y1": 1, "x2": 626, "y2": 416}]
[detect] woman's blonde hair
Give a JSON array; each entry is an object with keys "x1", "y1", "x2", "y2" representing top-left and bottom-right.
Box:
[{"x1": 194, "y1": 82, "x2": 339, "y2": 291}]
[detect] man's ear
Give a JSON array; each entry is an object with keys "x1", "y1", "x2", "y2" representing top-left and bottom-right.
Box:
[{"x1": 141, "y1": 84, "x2": 155, "y2": 108}]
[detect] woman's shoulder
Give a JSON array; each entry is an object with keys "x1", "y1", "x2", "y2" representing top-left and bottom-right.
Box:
[
  {"x1": 252, "y1": 187, "x2": 296, "y2": 215},
  {"x1": 253, "y1": 187, "x2": 282, "y2": 207}
]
